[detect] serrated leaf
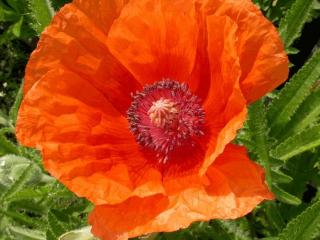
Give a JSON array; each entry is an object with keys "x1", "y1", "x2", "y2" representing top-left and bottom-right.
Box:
[
  {"x1": 272, "y1": 184, "x2": 301, "y2": 205},
  {"x1": 46, "y1": 210, "x2": 69, "y2": 240},
  {"x1": 271, "y1": 124, "x2": 320, "y2": 160},
  {"x1": 247, "y1": 100, "x2": 300, "y2": 205},
  {"x1": 247, "y1": 100, "x2": 272, "y2": 184},
  {"x1": 0, "y1": 2, "x2": 19, "y2": 22},
  {"x1": 268, "y1": 49, "x2": 320, "y2": 135},
  {"x1": 5, "y1": 0, "x2": 22, "y2": 12},
  {"x1": 278, "y1": 200, "x2": 320, "y2": 239},
  {"x1": 11, "y1": 16, "x2": 23, "y2": 37},
  {"x1": 0, "y1": 130, "x2": 18, "y2": 156},
  {"x1": 0, "y1": 209, "x2": 45, "y2": 228},
  {"x1": 58, "y1": 226, "x2": 97, "y2": 240},
  {"x1": 286, "y1": 47, "x2": 300, "y2": 55},
  {"x1": 276, "y1": 88, "x2": 320, "y2": 141},
  {"x1": 8, "y1": 226, "x2": 45, "y2": 240},
  {"x1": 0, "y1": 110, "x2": 9, "y2": 126},
  {"x1": 28, "y1": 0, "x2": 54, "y2": 34},
  {"x1": 5, "y1": 187, "x2": 48, "y2": 202},
  {"x1": 283, "y1": 153, "x2": 319, "y2": 199},
  {"x1": 210, "y1": 220, "x2": 253, "y2": 240},
  {"x1": 9, "y1": 80, "x2": 23, "y2": 124},
  {"x1": 0, "y1": 162, "x2": 37, "y2": 201},
  {"x1": 279, "y1": 0, "x2": 314, "y2": 49},
  {"x1": 265, "y1": 201, "x2": 286, "y2": 232},
  {"x1": 9, "y1": 199, "x2": 47, "y2": 215},
  {"x1": 271, "y1": 169, "x2": 293, "y2": 184}
]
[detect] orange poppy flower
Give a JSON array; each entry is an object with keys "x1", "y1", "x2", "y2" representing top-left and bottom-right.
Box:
[{"x1": 16, "y1": 0, "x2": 288, "y2": 239}]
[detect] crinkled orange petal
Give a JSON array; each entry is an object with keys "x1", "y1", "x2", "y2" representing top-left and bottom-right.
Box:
[
  {"x1": 206, "y1": 144, "x2": 274, "y2": 202},
  {"x1": 203, "y1": 0, "x2": 288, "y2": 103},
  {"x1": 106, "y1": 0, "x2": 199, "y2": 86},
  {"x1": 24, "y1": 2, "x2": 139, "y2": 114},
  {"x1": 89, "y1": 144, "x2": 273, "y2": 240},
  {"x1": 73, "y1": 0, "x2": 129, "y2": 35},
  {"x1": 200, "y1": 15, "x2": 247, "y2": 174},
  {"x1": 89, "y1": 195, "x2": 169, "y2": 240},
  {"x1": 204, "y1": 0, "x2": 289, "y2": 102},
  {"x1": 16, "y1": 69, "x2": 164, "y2": 204}
]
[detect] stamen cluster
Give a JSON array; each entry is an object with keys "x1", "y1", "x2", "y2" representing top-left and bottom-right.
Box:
[{"x1": 127, "y1": 80, "x2": 205, "y2": 163}]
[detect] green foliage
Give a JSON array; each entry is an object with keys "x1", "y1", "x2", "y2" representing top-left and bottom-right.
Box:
[
  {"x1": 0, "y1": 129, "x2": 18, "y2": 156},
  {"x1": 279, "y1": 0, "x2": 315, "y2": 49},
  {"x1": 0, "y1": 0, "x2": 34, "y2": 43},
  {"x1": 0, "y1": 152, "x2": 92, "y2": 240},
  {"x1": 276, "y1": 88, "x2": 320, "y2": 141},
  {"x1": 246, "y1": 100, "x2": 301, "y2": 205},
  {"x1": 253, "y1": 0, "x2": 295, "y2": 23},
  {"x1": 247, "y1": 100, "x2": 272, "y2": 182},
  {"x1": 271, "y1": 124, "x2": 320, "y2": 160},
  {"x1": 278, "y1": 200, "x2": 320, "y2": 240},
  {"x1": 27, "y1": 0, "x2": 54, "y2": 35},
  {"x1": 0, "y1": 39, "x2": 31, "y2": 113},
  {"x1": 9, "y1": 81, "x2": 23, "y2": 124},
  {"x1": 267, "y1": 49, "x2": 320, "y2": 136},
  {"x1": 253, "y1": 0, "x2": 320, "y2": 26}
]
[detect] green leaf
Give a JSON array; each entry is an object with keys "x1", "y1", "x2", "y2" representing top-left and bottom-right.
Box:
[
  {"x1": 283, "y1": 153, "x2": 319, "y2": 199},
  {"x1": 28, "y1": 0, "x2": 54, "y2": 34},
  {"x1": 247, "y1": 100, "x2": 272, "y2": 184},
  {"x1": 278, "y1": 200, "x2": 320, "y2": 240},
  {"x1": 11, "y1": 16, "x2": 23, "y2": 37},
  {"x1": 0, "y1": 209, "x2": 44, "y2": 228},
  {"x1": 0, "y1": 3, "x2": 19, "y2": 22},
  {"x1": 5, "y1": 187, "x2": 48, "y2": 202},
  {"x1": 58, "y1": 227, "x2": 98, "y2": 240},
  {"x1": 0, "y1": 161, "x2": 38, "y2": 201},
  {"x1": 276, "y1": 88, "x2": 320, "y2": 141},
  {"x1": 265, "y1": 201, "x2": 286, "y2": 232},
  {"x1": 9, "y1": 80, "x2": 23, "y2": 124},
  {"x1": 209, "y1": 220, "x2": 253, "y2": 240},
  {"x1": 247, "y1": 100, "x2": 300, "y2": 205},
  {"x1": 0, "y1": 110, "x2": 9, "y2": 126},
  {"x1": 286, "y1": 47, "x2": 300, "y2": 55},
  {"x1": 0, "y1": 129, "x2": 18, "y2": 156},
  {"x1": 271, "y1": 169, "x2": 293, "y2": 184},
  {"x1": 271, "y1": 124, "x2": 320, "y2": 160},
  {"x1": 8, "y1": 226, "x2": 45, "y2": 240},
  {"x1": 46, "y1": 210, "x2": 70, "y2": 240},
  {"x1": 279, "y1": 0, "x2": 314, "y2": 49},
  {"x1": 268, "y1": 49, "x2": 320, "y2": 135},
  {"x1": 272, "y1": 185, "x2": 301, "y2": 205},
  {"x1": 5, "y1": 0, "x2": 22, "y2": 12}
]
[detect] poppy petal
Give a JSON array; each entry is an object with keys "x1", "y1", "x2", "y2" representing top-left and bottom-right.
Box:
[
  {"x1": 25, "y1": 2, "x2": 139, "y2": 114},
  {"x1": 16, "y1": 69, "x2": 164, "y2": 204},
  {"x1": 206, "y1": 144, "x2": 274, "y2": 203},
  {"x1": 73, "y1": 0, "x2": 129, "y2": 35},
  {"x1": 89, "y1": 144, "x2": 272, "y2": 240},
  {"x1": 201, "y1": 15, "x2": 247, "y2": 174},
  {"x1": 89, "y1": 194, "x2": 169, "y2": 240},
  {"x1": 106, "y1": 0, "x2": 199, "y2": 85},
  {"x1": 203, "y1": 0, "x2": 288, "y2": 103}
]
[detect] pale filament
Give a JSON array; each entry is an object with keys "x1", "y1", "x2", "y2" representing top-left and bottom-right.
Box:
[{"x1": 148, "y1": 98, "x2": 178, "y2": 128}]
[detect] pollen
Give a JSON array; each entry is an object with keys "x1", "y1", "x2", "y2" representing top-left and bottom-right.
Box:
[
  {"x1": 127, "y1": 80, "x2": 205, "y2": 163},
  {"x1": 148, "y1": 98, "x2": 178, "y2": 128}
]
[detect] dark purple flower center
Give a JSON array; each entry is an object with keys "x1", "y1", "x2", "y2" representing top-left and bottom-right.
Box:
[{"x1": 127, "y1": 80, "x2": 205, "y2": 163}]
